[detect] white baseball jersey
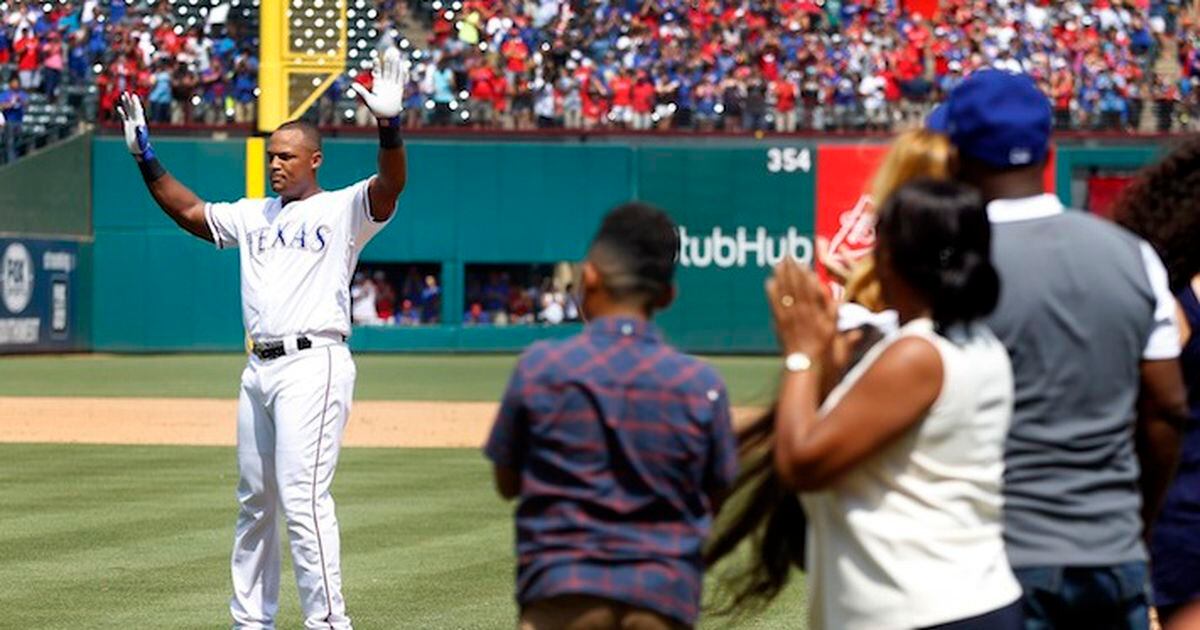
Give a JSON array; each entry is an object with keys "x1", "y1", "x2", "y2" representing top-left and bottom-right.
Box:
[{"x1": 204, "y1": 178, "x2": 390, "y2": 341}]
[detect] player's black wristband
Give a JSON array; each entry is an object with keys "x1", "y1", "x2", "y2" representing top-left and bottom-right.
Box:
[
  {"x1": 138, "y1": 156, "x2": 167, "y2": 183},
  {"x1": 378, "y1": 117, "x2": 403, "y2": 149}
]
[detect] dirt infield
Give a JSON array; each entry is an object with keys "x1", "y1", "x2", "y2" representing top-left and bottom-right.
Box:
[{"x1": 0, "y1": 397, "x2": 765, "y2": 447}]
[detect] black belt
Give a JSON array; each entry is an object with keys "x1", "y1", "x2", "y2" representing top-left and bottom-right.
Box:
[{"x1": 251, "y1": 336, "x2": 313, "y2": 361}]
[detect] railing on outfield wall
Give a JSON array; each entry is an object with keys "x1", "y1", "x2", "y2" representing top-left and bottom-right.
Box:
[{"x1": 94, "y1": 119, "x2": 1196, "y2": 144}]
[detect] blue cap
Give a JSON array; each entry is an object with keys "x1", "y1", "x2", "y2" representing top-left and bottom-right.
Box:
[
  {"x1": 926, "y1": 69, "x2": 1052, "y2": 168},
  {"x1": 926, "y1": 104, "x2": 948, "y2": 132}
]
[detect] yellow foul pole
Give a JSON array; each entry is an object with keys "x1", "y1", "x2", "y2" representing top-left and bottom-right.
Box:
[{"x1": 257, "y1": 0, "x2": 348, "y2": 133}]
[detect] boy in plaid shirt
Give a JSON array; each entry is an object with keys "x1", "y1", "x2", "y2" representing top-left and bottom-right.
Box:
[{"x1": 485, "y1": 203, "x2": 738, "y2": 630}]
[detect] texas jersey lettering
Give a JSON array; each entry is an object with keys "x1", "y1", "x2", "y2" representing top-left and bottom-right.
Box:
[{"x1": 205, "y1": 179, "x2": 387, "y2": 341}]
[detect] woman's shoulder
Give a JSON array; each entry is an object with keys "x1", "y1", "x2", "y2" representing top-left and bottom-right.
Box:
[{"x1": 929, "y1": 322, "x2": 1012, "y2": 378}]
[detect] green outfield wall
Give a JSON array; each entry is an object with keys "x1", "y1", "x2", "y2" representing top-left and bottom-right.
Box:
[{"x1": 86, "y1": 136, "x2": 1165, "y2": 354}]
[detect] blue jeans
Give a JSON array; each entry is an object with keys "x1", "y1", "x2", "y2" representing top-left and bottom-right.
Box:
[
  {"x1": 1013, "y1": 562, "x2": 1150, "y2": 630},
  {"x1": 922, "y1": 600, "x2": 1023, "y2": 629}
]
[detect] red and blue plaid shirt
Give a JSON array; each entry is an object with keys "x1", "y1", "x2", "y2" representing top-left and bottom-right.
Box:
[{"x1": 485, "y1": 316, "x2": 739, "y2": 626}]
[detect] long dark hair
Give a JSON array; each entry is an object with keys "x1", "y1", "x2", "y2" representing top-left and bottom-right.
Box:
[
  {"x1": 875, "y1": 178, "x2": 1000, "y2": 330},
  {"x1": 1114, "y1": 137, "x2": 1200, "y2": 292},
  {"x1": 702, "y1": 406, "x2": 808, "y2": 616},
  {"x1": 704, "y1": 179, "x2": 1000, "y2": 614},
  {"x1": 703, "y1": 319, "x2": 886, "y2": 614}
]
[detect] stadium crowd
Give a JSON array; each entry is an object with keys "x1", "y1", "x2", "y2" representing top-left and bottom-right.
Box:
[
  {"x1": 351, "y1": 266, "x2": 443, "y2": 325},
  {"x1": 3, "y1": 0, "x2": 1200, "y2": 135},
  {"x1": 349, "y1": 264, "x2": 581, "y2": 326}
]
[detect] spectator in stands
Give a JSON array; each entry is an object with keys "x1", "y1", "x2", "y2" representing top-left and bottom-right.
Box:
[
  {"x1": 464, "y1": 302, "x2": 490, "y2": 325},
  {"x1": 231, "y1": 51, "x2": 257, "y2": 123},
  {"x1": 1051, "y1": 67, "x2": 1074, "y2": 130},
  {"x1": 482, "y1": 271, "x2": 509, "y2": 318},
  {"x1": 693, "y1": 75, "x2": 719, "y2": 131},
  {"x1": 580, "y1": 63, "x2": 608, "y2": 130},
  {"x1": 0, "y1": 22, "x2": 9, "y2": 66},
  {"x1": 511, "y1": 72, "x2": 534, "y2": 130},
  {"x1": 0, "y1": 77, "x2": 27, "y2": 162},
  {"x1": 13, "y1": 25, "x2": 38, "y2": 90},
  {"x1": 507, "y1": 287, "x2": 534, "y2": 325},
  {"x1": 609, "y1": 69, "x2": 633, "y2": 129},
  {"x1": 532, "y1": 75, "x2": 556, "y2": 128},
  {"x1": 373, "y1": 270, "x2": 396, "y2": 324},
  {"x1": 491, "y1": 66, "x2": 510, "y2": 129},
  {"x1": 420, "y1": 274, "x2": 441, "y2": 323},
  {"x1": 630, "y1": 71, "x2": 655, "y2": 131},
  {"x1": 773, "y1": 71, "x2": 798, "y2": 134},
  {"x1": 40, "y1": 31, "x2": 63, "y2": 100},
  {"x1": 424, "y1": 54, "x2": 455, "y2": 126},
  {"x1": 401, "y1": 266, "x2": 423, "y2": 305},
  {"x1": 743, "y1": 69, "x2": 768, "y2": 132},
  {"x1": 148, "y1": 60, "x2": 173, "y2": 123},
  {"x1": 397, "y1": 299, "x2": 420, "y2": 326},
  {"x1": 351, "y1": 271, "x2": 381, "y2": 326},
  {"x1": 66, "y1": 29, "x2": 88, "y2": 83},
  {"x1": 402, "y1": 70, "x2": 423, "y2": 128},
  {"x1": 467, "y1": 57, "x2": 496, "y2": 127},
  {"x1": 538, "y1": 291, "x2": 564, "y2": 325},
  {"x1": 720, "y1": 73, "x2": 744, "y2": 133},
  {"x1": 170, "y1": 60, "x2": 199, "y2": 124},
  {"x1": 559, "y1": 67, "x2": 582, "y2": 129},
  {"x1": 563, "y1": 284, "x2": 580, "y2": 322}
]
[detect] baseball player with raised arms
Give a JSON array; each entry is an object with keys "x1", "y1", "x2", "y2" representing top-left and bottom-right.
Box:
[{"x1": 116, "y1": 49, "x2": 410, "y2": 629}]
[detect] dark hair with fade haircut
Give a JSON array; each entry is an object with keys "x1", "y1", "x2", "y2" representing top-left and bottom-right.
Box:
[
  {"x1": 588, "y1": 202, "x2": 680, "y2": 307},
  {"x1": 875, "y1": 178, "x2": 1000, "y2": 330},
  {"x1": 274, "y1": 119, "x2": 323, "y2": 151},
  {"x1": 1115, "y1": 136, "x2": 1200, "y2": 293}
]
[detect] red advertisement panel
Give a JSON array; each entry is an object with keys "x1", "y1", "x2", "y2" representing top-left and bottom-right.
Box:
[
  {"x1": 1086, "y1": 175, "x2": 1135, "y2": 220},
  {"x1": 815, "y1": 145, "x2": 887, "y2": 290}
]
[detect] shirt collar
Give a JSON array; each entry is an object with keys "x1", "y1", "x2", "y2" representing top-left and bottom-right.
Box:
[
  {"x1": 986, "y1": 193, "x2": 1065, "y2": 224},
  {"x1": 586, "y1": 316, "x2": 662, "y2": 343}
]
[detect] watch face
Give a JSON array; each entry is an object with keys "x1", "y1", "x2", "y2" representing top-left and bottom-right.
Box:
[{"x1": 786, "y1": 352, "x2": 812, "y2": 372}]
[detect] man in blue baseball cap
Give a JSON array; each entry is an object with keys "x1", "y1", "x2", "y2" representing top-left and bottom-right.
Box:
[{"x1": 932, "y1": 69, "x2": 1189, "y2": 628}]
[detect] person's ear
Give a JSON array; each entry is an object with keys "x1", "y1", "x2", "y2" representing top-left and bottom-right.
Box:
[
  {"x1": 581, "y1": 261, "x2": 602, "y2": 292},
  {"x1": 653, "y1": 283, "x2": 676, "y2": 311},
  {"x1": 311, "y1": 149, "x2": 323, "y2": 171}
]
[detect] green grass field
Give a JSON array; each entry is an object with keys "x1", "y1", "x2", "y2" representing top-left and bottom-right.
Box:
[
  {"x1": 0, "y1": 353, "x2": 781, "y2": 404},
  {"x1": 0, "y1": 354, "x2": 803, "y2": 628}
]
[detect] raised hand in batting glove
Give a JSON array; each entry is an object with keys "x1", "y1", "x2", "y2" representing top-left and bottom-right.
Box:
[
  {"x1": 116, "y1": 92, "x2": 156, "y2": 162},
  {"x1": 350, "y1": 47, "x2": 408, "y2": 122}
]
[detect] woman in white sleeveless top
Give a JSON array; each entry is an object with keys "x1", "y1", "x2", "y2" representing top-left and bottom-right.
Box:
[{"x1": 706, "y1": 179, "x2": 1021, "y2": 629}]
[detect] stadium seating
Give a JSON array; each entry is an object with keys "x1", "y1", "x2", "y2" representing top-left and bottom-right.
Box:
[{"x1": 1, "y1": 0, "x2": 1198, "y2": 137}]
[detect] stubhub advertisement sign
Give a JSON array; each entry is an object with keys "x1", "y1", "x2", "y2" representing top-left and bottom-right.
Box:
[{"x1": 0, "y1": 238, "x2": 82, "y2": 353}]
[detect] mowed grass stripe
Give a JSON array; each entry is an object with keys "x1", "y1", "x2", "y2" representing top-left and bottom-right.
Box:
[
  {"x1": 0, "y1": 353, "x2": 780, "y2": 405},
  {"x1": 0, "y1": 444, "x2": 804, "y2": 629}
]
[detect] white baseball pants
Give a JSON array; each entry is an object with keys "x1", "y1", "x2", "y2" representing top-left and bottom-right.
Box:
[{"x1": 230, "y1": 344, "x2": 356, "y2": 630}]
